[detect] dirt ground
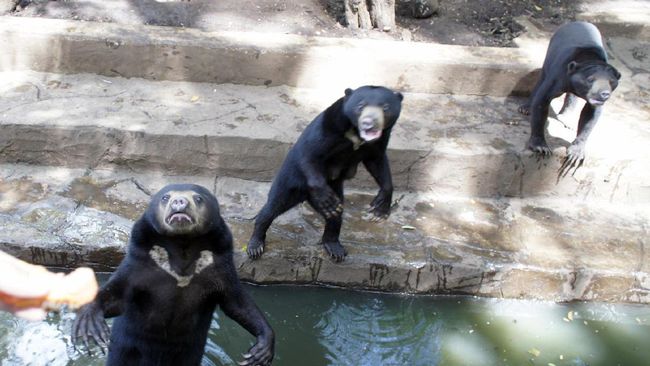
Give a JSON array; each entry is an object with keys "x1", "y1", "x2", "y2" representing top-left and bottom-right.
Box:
[{"x1": 3, "y1": 0, "x2": 582, "y2": 47}]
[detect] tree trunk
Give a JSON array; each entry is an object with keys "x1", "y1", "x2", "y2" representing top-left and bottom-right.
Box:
[
  {"x1": 344, "y1": 0, "x2": 372, "y2": 29},
  {"x1": 368, "y1": 0, "x2": 396, "y2": 32},
  {"x1": 344, "y1": 0, "x2": 395, "y2": 31}
]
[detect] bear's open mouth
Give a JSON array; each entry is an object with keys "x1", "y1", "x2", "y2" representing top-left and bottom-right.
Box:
[
  {"x1": 359, "y1": 127, "x2": 382, "y2": 141},
  {"x1": 166, "y1": 212, "x2": 193, "y2": 226},
  {"x1": 588, "y1": 98, "x2": 606, "y2": 106}
]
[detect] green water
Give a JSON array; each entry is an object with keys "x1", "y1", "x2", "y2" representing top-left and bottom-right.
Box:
[{"x1": 1, "y1": 284, "x2": 650, "y2": 366}]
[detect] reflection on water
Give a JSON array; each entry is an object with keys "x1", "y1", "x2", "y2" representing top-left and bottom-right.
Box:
[
  {"x1": 1, "y1": 283, "x2": 650, "y2": 365},
  {"x1": 0, "y1": 312, "x2": 103, "y2": 366},
  {"x1": 316, "y1": 298, "x2": 441, "y2": 366}
]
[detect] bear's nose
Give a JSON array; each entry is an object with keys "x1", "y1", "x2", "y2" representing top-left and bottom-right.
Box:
[
  {"x1": 599, "y1": 91, "x2": 611, "y2": 100},
  {"x1": 360, "y1": 116, "x2": 377, "y2": 129},
  {"x1": 171, "y1": 197, "x2": 188, "y2": 211}
]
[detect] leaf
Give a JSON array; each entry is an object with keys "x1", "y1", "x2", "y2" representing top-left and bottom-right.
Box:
[
  {"x1": 190, "y1": 95, "x2": 200, "y2": 102},
  {"x1": 402, "y1": 225, "x2": 416, "y2": 230},
  {"x1": 567, "y1": 311, "x2": 574, "y2": 321},
  {"x1": 528, "y1": 348, "x2": 541, "y2": 357},
  {"x1": 534, "y1": 5, "x2": 543, "y2": 11}
]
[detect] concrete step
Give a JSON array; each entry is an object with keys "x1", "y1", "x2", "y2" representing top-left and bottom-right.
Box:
[
  {"x1": 0, "y1": 16, "x2": 541, "y2": 96},
  {"x1": 1, "y1": 163, "x2": 648, "y2": 303},
  {"x1": 577, "y1": 0, "x2": 650, "y2": 41},
  {"x1": 1, "y1": 70, "x2": 649, "y2": 204}
]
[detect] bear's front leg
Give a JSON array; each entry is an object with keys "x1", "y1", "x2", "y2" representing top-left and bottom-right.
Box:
[
  {"x1": 369, "y1": 190, "x2": 392, "y2": 221},
  {"x1": 558, "y1": 104, "x2": 601, "y2": 178},
  {"x1": 363, "y1": 153, "x2": 393, "y2": 221},
  {"x1": 301, "y1": 159, "x2": 343, "y2": 219},
  {"x1": 308, "y1": 185, "x2": 343, "y2": 219}
]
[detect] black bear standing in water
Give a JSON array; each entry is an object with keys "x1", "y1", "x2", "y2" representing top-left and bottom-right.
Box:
[
  {"x1": 247, "y1": 85, "x2": 403, "y2": 262},
  {"x1": 518, "y1": 21, "x2": 621, "y2": 176},
  {"x1": 73, "y1": 184, "x2": 274, "y2": 366}
]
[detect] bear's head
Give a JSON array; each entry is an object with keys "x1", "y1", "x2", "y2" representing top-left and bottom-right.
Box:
[
  {"x1": 343, "y1": 86, "x2": 403, "y2": 142},
  {"x1": 568, "y1": 61, "x2": 621, "y2": 107},
  {"x1": 145, "y1": 184, "x2": 221, "y2": 237}
]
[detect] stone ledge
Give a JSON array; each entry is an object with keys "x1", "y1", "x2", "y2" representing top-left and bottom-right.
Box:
[
  {"x1": 0, "y1": 16, "x2": 541, "y2": 96},
  {"x1": 1, "y1": 71, "x2": 648, "y2": 203},
  {"x1": 1, "y1": 164, "x2": 648, "y2": 303},
  {"x1": 577, "y1": 1, "x2": 650, "y2": 41}
]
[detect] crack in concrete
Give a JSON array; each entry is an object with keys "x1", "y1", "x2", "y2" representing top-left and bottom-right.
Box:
[
  {"x1": 436, "y1": 264, "x2": 453, "y2": 291},
  {"x1": 203, "y1": 134, "x2": 210, "y2": 162},
  {"x1": 212, "y1": 175, "x2": 220, "y2": 196},
  {"x1": 369, "y1": 263, "x2": 389, "y2": 286},
  {"x1": 0, "y1": 91, "x2": 128, "y2": 115},
  {"x1": 404, "y1": 149, "x2": 433, "y2": 191},
  {"x1": 404, "y1": 269, "x2": 412, "y2": 290},
  {"x1": 130, "y1": 178, "x2": 153, "y2": 197},
  {"x1": 575, "y1": 174, "x2": 595, "y2": 202},
  {"x1": 637, "y1": 220, "x2": 647, "y2": 273},
  {"x1": 609, "y1": 161, "x2": 629, "y2": 203},
  {"x1": 309, "y1": 257, "x2": 323, "y2": 281},
  {"x1": 514, "y1": 151, "x2": 525, "y2": 198},
  {"x1": 159, "y1": 106, "x2": 251, "y2": 126},
  {"x1": 0, "y1": 141, "x2": 14, "y2": 157}
]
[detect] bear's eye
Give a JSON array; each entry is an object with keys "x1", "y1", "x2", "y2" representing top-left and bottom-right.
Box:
[
  {"x1": 587, "y1": 76, "x2": 596, "y2": 83},
  {"x1": 356, "y1": 102, "x2": 366, "y2": 113},
  {"x1": 194, "y1": 195, "x2": 203, "y2": 204},
  {"x1": 161, "y1": 194, "x2": 170, "y2": 202},
  {"x1": 382, "y1": 103, "x2": 390, "y2": 112}
]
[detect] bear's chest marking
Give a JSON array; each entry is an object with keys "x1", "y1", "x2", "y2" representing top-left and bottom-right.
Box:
[
  {"x1": 345, "y1": 129, "x2": 365, "y2": 150},
  {"x1": 149, "y1": 245, "x2": 214, "y2": 287}
]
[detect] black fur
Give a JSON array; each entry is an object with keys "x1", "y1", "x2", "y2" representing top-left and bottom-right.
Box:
[
  {"x1": 519, "y1": 21, "x2": 621, "y2": 176},
  {"x1": 246, "y1": 86, "x2": 403, "y2": 262},
  {"x1": 72, "y1": 184, "x2": 274, "y2": 366}
]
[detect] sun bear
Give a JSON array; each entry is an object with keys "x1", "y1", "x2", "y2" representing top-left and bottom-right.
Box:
[
  {"x1": 518, "y1": 21, "x2": 621, "y2": 176},
  {"x1": 246, "y1": 85, "x2": 403, "y2": 262},
  {"x1": 72, "y1": 184, "x2": 274, "y2": 366}
]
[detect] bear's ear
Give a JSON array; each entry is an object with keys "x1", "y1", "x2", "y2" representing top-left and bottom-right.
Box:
[
  {"x1": 567, "y1": 61, "x2": 579, "y2": 73},
  {"x1": 609, "y1": 65, "x2": 622, "y2": 80},
  {"x1": 344, "y1": 88, "x2": 354, "y2": 97},
  {"x1": 394, "y1": 91, "x2": 404, "y2": 101}
]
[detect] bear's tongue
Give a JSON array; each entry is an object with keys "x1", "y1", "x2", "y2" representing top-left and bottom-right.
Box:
[
  {"x1": 588, "y1": 98, "x2": 605, "y2": 106},
  {"x1": 167, "y1": 213, "x2": 192, "y2": 225},
  {"x1": 360, "y1": 128, "x2": 382, "y2": 141}
]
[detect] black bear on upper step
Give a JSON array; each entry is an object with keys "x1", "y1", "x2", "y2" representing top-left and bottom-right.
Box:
[{"x1": 519, "y1": 21, "x2": 621, "y2": 177}]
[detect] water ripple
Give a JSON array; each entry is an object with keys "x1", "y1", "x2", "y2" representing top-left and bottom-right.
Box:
[{"x1": 315, "y1": 298, "x2": 442, "y2": 366}]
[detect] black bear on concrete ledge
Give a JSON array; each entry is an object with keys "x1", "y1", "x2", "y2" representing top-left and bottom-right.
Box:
[
  {"x1": 72, "y1": 184, "x2": 274, "y2": 366},
  {"x1": 247, "y1": 86, "x2": 403, "y2": 262},
  {"x1": 518, "y1": 21, "x2": 621, "y2": 177}
]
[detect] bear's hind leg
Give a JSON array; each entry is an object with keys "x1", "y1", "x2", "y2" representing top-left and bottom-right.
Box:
[{"x1": 247, "y1": 188, "x2": 304, "y2": 260}]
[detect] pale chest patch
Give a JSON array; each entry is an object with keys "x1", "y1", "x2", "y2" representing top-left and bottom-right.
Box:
[
  {"x1": 149, "y1": 245, "x2": 214, "y2": 287},
  {"x1": 345, "y1": 129, "x2": 365, "y2": 150}
]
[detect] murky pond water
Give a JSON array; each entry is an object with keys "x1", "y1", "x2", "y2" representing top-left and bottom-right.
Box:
[{"x1": 1, "y1": 283, "x2": 650, "y2": 366}]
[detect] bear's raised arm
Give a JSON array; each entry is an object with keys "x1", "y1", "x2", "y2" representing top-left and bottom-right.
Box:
[
  {"x1": 72, "y1": 262, "x2": 130, "y2": 352},
  {"x1": 220, "y1": 285, "x2": 275, "y2": 366}
]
